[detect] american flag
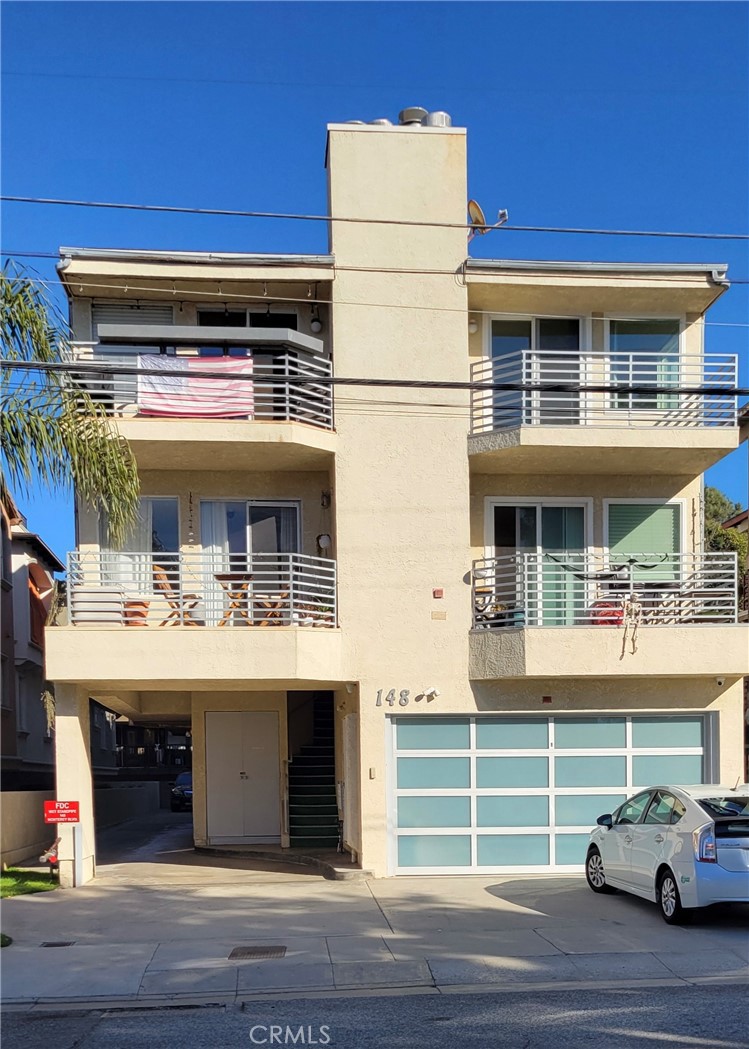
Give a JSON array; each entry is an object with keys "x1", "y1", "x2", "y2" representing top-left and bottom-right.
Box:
[{"x1": 137, "y1": 355, "x2": 254, "y2": 418}]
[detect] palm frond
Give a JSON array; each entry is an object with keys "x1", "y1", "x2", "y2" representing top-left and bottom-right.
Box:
[{"x1": 0, "y1": 266, "x2": 140, "y2": 546}]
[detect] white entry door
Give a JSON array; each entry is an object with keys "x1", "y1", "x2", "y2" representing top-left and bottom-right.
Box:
[{"x1": 206, "y1": 711, "x2": 281, "y2": 844}]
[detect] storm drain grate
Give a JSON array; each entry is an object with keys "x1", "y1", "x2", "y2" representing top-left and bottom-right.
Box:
[
  {"x1": 40, "y1": 941, "x2": 76, "y2": 947},
  {"x1": 229, "y1": 946, "x2": 287, "y2": 961}
]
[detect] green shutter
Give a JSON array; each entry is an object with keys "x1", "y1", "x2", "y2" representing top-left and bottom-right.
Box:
[{"x1": 608, "y1": 504, "x2": 680, "y2": 555}]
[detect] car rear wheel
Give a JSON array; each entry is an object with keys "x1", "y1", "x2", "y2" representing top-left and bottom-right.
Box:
[
  {"x1": 657, "y1": 869, "x2": 689, "y2": 924},
  {"x1": 586, "y1": 848, "x2": 615, "y2": 894}
]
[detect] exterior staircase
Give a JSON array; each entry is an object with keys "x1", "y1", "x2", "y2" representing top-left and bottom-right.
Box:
[{"x1": 288, "y1": 696, "x2": 339, "y2": 849}]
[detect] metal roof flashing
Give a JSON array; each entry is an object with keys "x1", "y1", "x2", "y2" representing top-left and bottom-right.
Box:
[
  {"x1": 57, "y1": 248, "x2": 334, "y2": 268},
  {"x1": 465, "y1": 258, "x2": 729, "y2": 283}
]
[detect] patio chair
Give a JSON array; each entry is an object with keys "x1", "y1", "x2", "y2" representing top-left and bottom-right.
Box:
[{"x1": 153, "y1": 565, "x2": 202, "y2": 626}]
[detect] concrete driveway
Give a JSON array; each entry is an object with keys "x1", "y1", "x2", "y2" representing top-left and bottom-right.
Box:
[{"x1": 2, "y1": 813, "x2": 747, "y2": 1006}]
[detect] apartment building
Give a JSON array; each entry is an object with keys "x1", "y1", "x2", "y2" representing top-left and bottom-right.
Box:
[
  {"x1": 45, "y1": 109, "x2": 747, "y2": 887},
  {"x1": 1, "y1": 492, "x2": 64, "y2": 790}
]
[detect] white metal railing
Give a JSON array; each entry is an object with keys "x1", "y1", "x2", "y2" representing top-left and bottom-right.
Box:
[
  {"x1": 67, "y1": 550, "x2": 337, "y2": 627},
  {"x1": 67, "y1": 344, "x2": 333, "y2": 429},
  {"x1": 470, "y1": 350, "x2": 738, "y2": 433},
  {"x1": 472, "y1": 552, "x2": 739, "y2": 629}
]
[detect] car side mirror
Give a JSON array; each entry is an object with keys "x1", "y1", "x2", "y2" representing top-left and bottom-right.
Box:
[{"x1": 596, "y1": 814, "x2": 613, "y2": 829}]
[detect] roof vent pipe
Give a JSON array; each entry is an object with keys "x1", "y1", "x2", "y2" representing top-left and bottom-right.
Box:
[
  {"x1": 424, "y1": 111, "x2": 452, "y2": 128},
  {"x1": 368, "y1": 118, "x2": 393, "y2": 125},
  {"x1": 398, "y1": 106, "x2": 428, "y2": 126}
]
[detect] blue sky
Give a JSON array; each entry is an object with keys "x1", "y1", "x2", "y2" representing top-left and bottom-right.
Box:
[{"x1": 2, "y1": 1, "x2": 747, "y2": 558}]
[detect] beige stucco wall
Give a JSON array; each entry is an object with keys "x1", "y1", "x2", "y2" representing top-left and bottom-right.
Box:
[
  {"x1": 327, "y1": 124, "x2": 477, "y2": 876},
  {"x1": 1, "y1": 790, "x2": 55, "y2": 867}
]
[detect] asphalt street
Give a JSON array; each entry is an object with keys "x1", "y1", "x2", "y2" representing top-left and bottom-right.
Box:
[{"x1": 3, "y1": 986, "x2": 749, "y2": 1049}]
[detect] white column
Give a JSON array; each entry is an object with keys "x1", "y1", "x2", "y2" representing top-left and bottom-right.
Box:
[{"x1": 54, "y1": 683, "x2": 95, "y2": 887}]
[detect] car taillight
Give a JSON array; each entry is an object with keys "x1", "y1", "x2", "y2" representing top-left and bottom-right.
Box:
[{"x1": 693, "y1": 823, "x2": 717, "y2": 863}]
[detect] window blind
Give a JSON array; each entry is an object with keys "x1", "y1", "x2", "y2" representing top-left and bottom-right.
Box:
[
  {"x1": 92, "y1": 302, "x2": 174, "y2": 334},
  {"x1": 608, "y1": 504, "x2": 681, "y2": 554}
]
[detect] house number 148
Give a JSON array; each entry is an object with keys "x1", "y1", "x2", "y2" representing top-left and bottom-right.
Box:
[{"x1": 376, "y1": 689, "x2": 410, "y2": 707}]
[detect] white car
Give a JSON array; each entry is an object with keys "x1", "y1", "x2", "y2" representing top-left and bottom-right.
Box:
[{"x1": 585, "y1": 785, "x2": 749, "y2": 923}]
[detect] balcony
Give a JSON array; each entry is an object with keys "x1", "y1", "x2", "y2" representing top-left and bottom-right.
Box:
[
  {"x1": 470, "y1": 551, "x2": 748, "y2": 679},
  {"x1": 69, "y1": 326, "x2": 335, "y2": 470},
  {"x1": 468, "y1": 350, "x2": 739, "y2": 475},
  {"x1": 46, "y1": 551, "x2": 343, "y2": 689}
]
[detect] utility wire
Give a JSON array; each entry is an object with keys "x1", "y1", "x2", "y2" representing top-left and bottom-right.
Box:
[
  {"x1": 2, "y1": 195, "x2": 747, "y2": 240},
  {"x1": 3, "y1": 274, "x2": 748, "y2": 331},
  {"x1": 3, "y1": 357, "x2": 746, "y2": 397}
]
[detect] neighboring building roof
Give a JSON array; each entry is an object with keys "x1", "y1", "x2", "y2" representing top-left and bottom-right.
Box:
[
  {"x1": 10, "y1": 523, "x2": 64, "y2": 573},
  {"x1": 1, "y1": 489, "x2": 23, "y2": 527},
  {"x1": 722, "y1": 509, "x2": 748, "y2": 531}
]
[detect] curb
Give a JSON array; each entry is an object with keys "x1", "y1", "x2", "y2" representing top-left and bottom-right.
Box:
[{"x1": 3, "y1": 972, "x2": 746, "y2": 1013}]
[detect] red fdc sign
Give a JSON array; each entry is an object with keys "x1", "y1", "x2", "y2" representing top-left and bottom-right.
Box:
[{"x1": 44, "y1": 801, "x2": 80, "y2": 824}]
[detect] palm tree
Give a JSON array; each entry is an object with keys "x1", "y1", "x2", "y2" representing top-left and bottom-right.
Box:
[{"x1": 1, "y1": 264, "x2": 139, "y2": 546}]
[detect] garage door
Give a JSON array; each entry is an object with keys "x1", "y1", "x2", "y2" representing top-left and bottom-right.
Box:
[{"x1": 389, "y1": 716, "x2": 707, "y2": 874}]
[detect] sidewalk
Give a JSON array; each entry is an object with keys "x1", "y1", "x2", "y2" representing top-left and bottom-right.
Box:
[{"x1": 2, "y1": 817, "x2": 747, "y2": 1008}]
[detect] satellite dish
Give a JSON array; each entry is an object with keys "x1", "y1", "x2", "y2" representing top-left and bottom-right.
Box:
[
  {"x1": 467, "y1": 200, "x2": 509, "y2": 243},
  {"x1": 467, "y1": 199, "x2": 490, "y2": 241}
]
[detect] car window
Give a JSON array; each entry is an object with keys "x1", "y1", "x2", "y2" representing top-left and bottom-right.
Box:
[
  {"x1": 670, "y1": 799, "x2": 686, "y2": 824},
  {"x1": 614, "y1": 792, "x2": 652, "y2": 825},
  {"x1": 175, "y1": 772, "x2": 192, "y2": 787},
  {"x1": 644, "y1": 791, "x2": 679, "y2": 825},
  {"x1": 698, "y1": 796, "x2": 749, "y2": 818}
]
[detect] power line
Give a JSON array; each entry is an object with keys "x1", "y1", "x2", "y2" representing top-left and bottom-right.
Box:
[
  {"x1": 2, "y1": 195, "x2": 748, "y2": 241},
  {"x1": 4, "y1": 273, "x2": 749, "y2": 334},
  {"x1": 3, "y1": 357, "x2": 746, "y2": 397}
]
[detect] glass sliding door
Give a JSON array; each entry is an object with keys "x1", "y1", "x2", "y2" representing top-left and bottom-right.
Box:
[
  {"x1": 540, "y1": 506, "x2": 585, "y2": 625},
  {"x1": 535, "y1": 319, "x2": 581, "y2": 425},
  {"x1": 488, "y1": 318, "x2": 581, "y2": 428},
  {"x1": 200, "y1": 501, "x2": 300, "y2": 624},
  {"x1": 491, "y1": 502, "x2": 587, "y2": 626},
  {"x1": 490, "y1": 320, "x2": 532, "y2": 428}
]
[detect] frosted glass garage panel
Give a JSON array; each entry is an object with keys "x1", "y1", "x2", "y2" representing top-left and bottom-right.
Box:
[
  {"x1": 477, "y1": 796, "x2": 548, "y2": 828},
  {"x1": 555, "y1": 718, "x2": 626, "y2": 749},
  {"x1": 477, "y1": 835, "x2": 549, "y2": 866},
  {"x1": 397, "y1": 796, "x2": 471, "y2": 829},
  {"x1": 555, "y1": 756, "x2": 626, "y2": 787},
  {"x1": 631, "y1": 717, "x2": 703, "y2": 749},
  {"x1": 397, "y1": 757, "x2": 470, "y2": 789},
  {"x1": 632, "y1": 754, "x2": 704, "y2": 787},
  {"x1": 555, "y1": 834, "x2": 591, "y2": 865},
  {"x1": 398, "y1": 835, "x2": 471, "y2": 867},
  {"x1": 477, "y1": 757, "x2": 548, "y2": 788},
  {"x1": 556, "y1": 794, "x2": 627, "y2": 827},
  {"x1": 396, "y1": 718, "x2": 470, "y2": 751},
  {"x1": 476, "y1": 718, "x2": 548, "y2": 750}
]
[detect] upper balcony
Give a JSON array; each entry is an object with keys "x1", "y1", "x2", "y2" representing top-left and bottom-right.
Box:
[
  {"x1": 469, "y1": 551, "x2": 748, "y2": 679},
  {"x1": 46, "y1": 550, "x2": 343, "y2": 689},
  {"x1": 69, "y1": 326, "x2": 336, "y2": 471},
  {"x1": 468, "y1": 349, "x2": 739, "y2": 476}
]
